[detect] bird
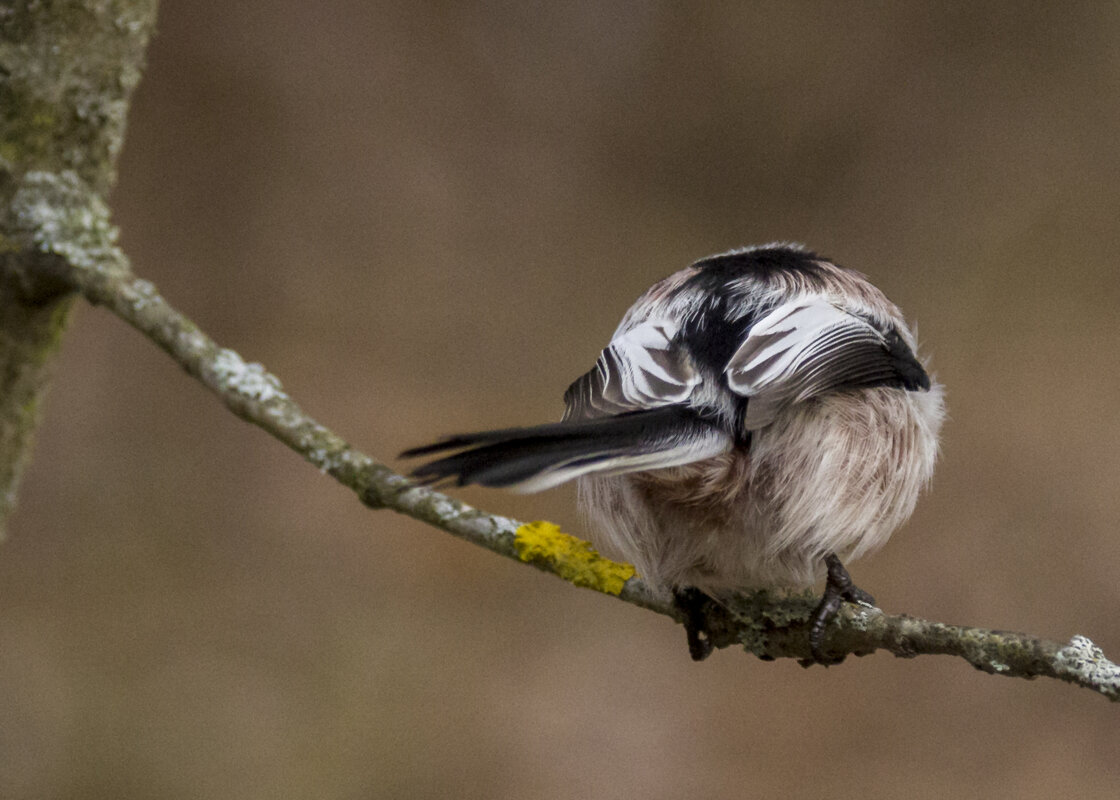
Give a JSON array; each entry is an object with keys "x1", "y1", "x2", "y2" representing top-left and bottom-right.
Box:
[{"x1": 401, "y1": 243, "x2": 944, "y2": 662}]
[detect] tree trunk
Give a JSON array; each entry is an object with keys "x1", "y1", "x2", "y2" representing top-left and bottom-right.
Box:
[{"x1": 0, "y1": 0, "x2": 159, "y2": 533}]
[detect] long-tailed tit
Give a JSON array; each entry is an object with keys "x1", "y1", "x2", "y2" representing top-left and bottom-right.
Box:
[{"x1": 403, "y1": 244, "x2": 944, "y2": 662}]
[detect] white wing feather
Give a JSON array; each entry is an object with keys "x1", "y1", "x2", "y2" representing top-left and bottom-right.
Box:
[
  {"x1": 727, "y1": 297, "x2": 888, "y2": 428},
  {"x1": 565, "y1": 319, "x2": 700, "y2": 419}
]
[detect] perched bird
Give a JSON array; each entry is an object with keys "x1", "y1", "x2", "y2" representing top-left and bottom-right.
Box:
[{"x1": 402, "y1": 244, "x2": 944, "y2": 662}]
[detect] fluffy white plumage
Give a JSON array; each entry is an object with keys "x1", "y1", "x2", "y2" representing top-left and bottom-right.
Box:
[{"x1": 406, "y1": 243, "x2": 944, "y2": 600}]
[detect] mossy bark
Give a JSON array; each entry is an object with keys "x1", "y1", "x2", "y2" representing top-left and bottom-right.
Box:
[{"x1": 0, "y1": 0, "x2": 158, "y2": 532}]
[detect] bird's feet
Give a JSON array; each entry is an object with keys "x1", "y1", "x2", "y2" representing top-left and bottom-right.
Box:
[
  {"x1": 673, "y1": 587, "x2": 715, "y2": 661},
  {"x1": 806, "y1": 554, "x2": 876, "y2": 665}
]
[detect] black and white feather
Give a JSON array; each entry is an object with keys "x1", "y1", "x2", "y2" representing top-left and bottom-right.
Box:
[{"x1": 403, "y1": 244, "x2": 944, "y2": 593}]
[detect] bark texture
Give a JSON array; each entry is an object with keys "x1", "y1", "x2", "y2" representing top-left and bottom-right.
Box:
[
  {"x1": 37, "y1": 240, "x2": 1120, "y2": 701},
  {"x1": 0, "y1": 0, "x2": 158, "y2": 531}
]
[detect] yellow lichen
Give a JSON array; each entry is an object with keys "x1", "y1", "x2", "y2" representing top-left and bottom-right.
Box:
[{"x1": 514, "y1": 521, "x2": 636, "y2": 596}]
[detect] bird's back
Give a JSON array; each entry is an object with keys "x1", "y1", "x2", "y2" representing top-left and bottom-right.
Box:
[{"x1": 570, "y1": 245, "x2": 944, "y2": 592}]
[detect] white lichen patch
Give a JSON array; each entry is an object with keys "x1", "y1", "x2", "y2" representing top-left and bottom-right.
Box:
[
  {"x1": 1055, "y1": 635, "x2": 1120, "y2": 695},
  {"x1": 126, "y1": 278, "x2": 160, "y2": 311},
  {"x1": 308, "y1": 447, "x2": 370, "y2": 475},
  {"x1": 177, "y1": 328, "x2": 208, "y2": 354},
  {"x1": 846, "y1": 606, "x2": 877, "y2": 632},
  {"x1": 459, "y1": 513, "x2": 520, "y2": 538},
  {"x1": 11, "y1": 171, "x2": 124, "y2": 272},
  {"x1": 211, "y1": 349, "x2": 287, "y2": 403},
  {"x1": 307, "y1": 448, "x2": 334, "y2": 473},
  {"x1": 430, "y1": 497, "x2": 461, "y2": 519},
  {"x1": 491, "y1": 515, "x2": 521, "y2": 536}
]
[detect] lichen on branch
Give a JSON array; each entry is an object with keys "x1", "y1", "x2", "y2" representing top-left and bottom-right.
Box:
[
  {"x1": 9, "y1": 191, "x2": 1114, "y2": 700},
  {"x1": 0, "y1": 0, "x2": 158, "y2": 532}
]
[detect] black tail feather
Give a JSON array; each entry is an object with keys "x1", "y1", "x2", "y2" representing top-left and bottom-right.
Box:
[{"x1": 401, "y1": 406, "x2": 721, "y2": 491}]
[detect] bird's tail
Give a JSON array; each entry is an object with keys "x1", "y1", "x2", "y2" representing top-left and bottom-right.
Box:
[{"x1": 400, "y1": 406, "x2": 729, "y2": 492}]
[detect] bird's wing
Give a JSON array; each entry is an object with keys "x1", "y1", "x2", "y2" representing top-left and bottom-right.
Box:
[
  {"x1": 726, "y1": 296, "x2": 926, "y2": 429},
  {"x1": 564, "y1": 319, "x2": 700, "y2": 420}
]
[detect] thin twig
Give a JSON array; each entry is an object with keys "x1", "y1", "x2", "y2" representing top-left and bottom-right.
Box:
[{"x1": 11, "y1": 170, "x2": 1119, "y2": 702}]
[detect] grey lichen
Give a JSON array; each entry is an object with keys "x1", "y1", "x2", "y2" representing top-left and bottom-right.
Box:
[
  {"x1": 9, "y1": 170, "x2": 124, "y2": 273},
  {"x1": 123, "y1": 277, "x2": 160, "y2": 311},
  {"x1": 1055, "y1": 635, "x2": 1120, "y2": 696},
  {"x1": 726, "y1": 589, "x2": 819, "y2": 658},
  {"x1": 0, "y1": 0, "x2": 159, "y2": 191},
  {"x1": 210, "y1": 349, "x2": 289, "y2": 404},
  {"x1": 846, "y1": 605, "x2": 876, "y2": 632}
]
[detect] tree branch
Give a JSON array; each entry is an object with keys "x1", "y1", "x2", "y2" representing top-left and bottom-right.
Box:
[{"x1": 6, "y1": 170, "x2": 1118, "y2": 702}]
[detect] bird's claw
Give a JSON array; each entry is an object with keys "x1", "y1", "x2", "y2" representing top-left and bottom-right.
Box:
[
  {"x1": 674, "y1": 587, "x2": 715, "y2": 661},
  {"x1": 804, "y1": 554, "x2": 875, "y2": 666}
]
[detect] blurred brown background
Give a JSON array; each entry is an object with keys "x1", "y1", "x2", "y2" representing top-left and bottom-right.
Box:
[{"x1": 3, "y1": 2, "x2": 1119, "y2": 798}]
